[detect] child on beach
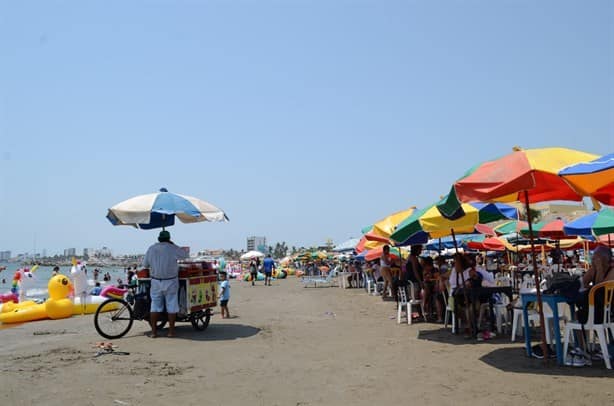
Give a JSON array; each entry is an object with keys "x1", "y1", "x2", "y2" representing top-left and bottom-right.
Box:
[{"x1": 218, "y1": 271, "x2": 230, "y2": 318}]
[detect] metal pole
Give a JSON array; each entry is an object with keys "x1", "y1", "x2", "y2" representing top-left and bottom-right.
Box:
[{"x1": 524, "y1": 191, "x2": 549, "y2": 363}]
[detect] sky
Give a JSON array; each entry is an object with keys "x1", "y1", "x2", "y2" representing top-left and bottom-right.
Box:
[{"x1": 0, "y1": 0, "x2": 612, "y2": 256}]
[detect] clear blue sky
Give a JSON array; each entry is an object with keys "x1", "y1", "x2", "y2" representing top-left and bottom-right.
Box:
[{"x1": 0, "y1": 1, "x2": 612, "y2": 255}]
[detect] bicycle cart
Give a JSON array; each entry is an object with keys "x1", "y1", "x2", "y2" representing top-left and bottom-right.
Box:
[{"x1": 94, "y1": 260, "x2": 218, "y2": 339}]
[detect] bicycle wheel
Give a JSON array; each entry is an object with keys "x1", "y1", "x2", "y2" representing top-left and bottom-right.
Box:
[
  {"x1": 94, "y1": 299, "x2": 134, "y2": 339},
  {"x1": 190, "y1": 309, "x2": 211, "y2": 331}
]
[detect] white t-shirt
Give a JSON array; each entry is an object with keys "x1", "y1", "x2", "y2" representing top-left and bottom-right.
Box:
[{"x1": 449, "y1": 268, "x2": 470, "y2": 290}]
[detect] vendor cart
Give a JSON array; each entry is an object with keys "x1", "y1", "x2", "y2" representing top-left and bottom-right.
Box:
[{"x1": 94, "y1": 260, "x2": 218, "y2": 339}]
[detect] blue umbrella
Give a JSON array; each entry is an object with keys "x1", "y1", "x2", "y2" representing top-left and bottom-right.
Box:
[
  {"x1": 106, "y1": 188, "x2": 229, "y2": 229},
  {"x1": 564, "y1": 208, "x2": 614, "y2": 237}
]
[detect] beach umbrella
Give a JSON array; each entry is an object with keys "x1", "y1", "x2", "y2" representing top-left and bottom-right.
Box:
[
  {"x1": 464, "y1": 235, "x2": 507, "y2": 251},
  {"x1": 439, "y1": 146, "x2": 597, "y2": 361},
  {"x1": 493, "y1": 220, "x2": 529, "y2": 236},
  {"x1": 371, "y1": 207, "x2": 417, "y2": 239},
  {"x1": 564, "y1": 208, "x2": 614, "y2": 238},
  {"x1": 520, "y1": 218, "x2": 567, "y2": 239},
  {"x1": 333, "y1": 238, "x2": 360, "y2": 252},
  {"x1": 240, "y1": 251, "x2": 265, "y2": 260},
  {"x1": 106, "y1": 188, "x2": 228, "y2": 229},
  {"x1": 438, "y1": 147, "x2": 598, "y2": 213},
  {"x1": 559, "y1": 152, "x2": 614, "y2": 206},
  {"x1": 390, "y1": 200, "x2": 519, "y2": 246},
  {"x1": 364, "y1": 246, "x2": 405, "y2": 262}
]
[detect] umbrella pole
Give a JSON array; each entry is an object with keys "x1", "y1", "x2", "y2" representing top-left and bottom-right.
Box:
[
  {"x1": 524, "y1": 191, "x2": 549, "y2": 364},
  {"x1": 451, "y1": 228, "x2": 474, "y2": 335},
  {"x1": 451, "y1": 229, "x2": 459, "y2": 254}
]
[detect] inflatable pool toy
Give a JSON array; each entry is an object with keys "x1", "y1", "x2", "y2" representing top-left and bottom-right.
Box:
[
  {"x1": 0, "y1": 292, "x2": 18, "y2": 303},
  {"x1": 70, "y1": 262, "x2": 88, "y2": 299},
  {"x1": 272, "y1": 269, "x2": 287, "y2": 279},
  {"x1": 100, "y1": 286, "x2": 127, "y2": 300},
  {"x1": 242, "y1": 272, "x2": 265, "y2": 282},
  {"x1": 0, "y1": 275, "x2": 73, "y2": 324},
  {"x1": 73, "y1": 295, "x2": 118, "y2": 315},
  {"x1": 11, "y1": 265, "x2": 39, "y2": 302}
]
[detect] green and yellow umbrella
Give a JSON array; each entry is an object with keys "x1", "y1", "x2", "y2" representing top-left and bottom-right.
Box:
[{"x1": 390, "y1": 200, "x2": 519, "y2": 246}]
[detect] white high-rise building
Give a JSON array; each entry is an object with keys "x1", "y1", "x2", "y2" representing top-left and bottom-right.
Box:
[{"x1": 247, "y1": 236, "x2": 266, "y2": 253}]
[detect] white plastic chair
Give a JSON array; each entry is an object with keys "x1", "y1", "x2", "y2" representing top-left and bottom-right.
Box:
[
  {"x1": 442, "y1": 286, "x2": 458, "y2": 333},
  {"x1": 397, "y1": 284, "x2": 424, "y2": 325},
  {"x1": 363, "y1": 272, "x2": 376, "y2": 295},
  {"x1": 563, "y1": 281, "x2": 614, "y2": 369}
]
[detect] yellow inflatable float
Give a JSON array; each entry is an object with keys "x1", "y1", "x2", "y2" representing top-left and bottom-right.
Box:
[{"x1": 0, "y1": 275, "x2": 74, "y2": 324}]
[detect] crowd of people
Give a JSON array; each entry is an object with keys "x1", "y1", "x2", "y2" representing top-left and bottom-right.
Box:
[{"x1": 330, "y1": 244, "x2": 614, "y2": 345}]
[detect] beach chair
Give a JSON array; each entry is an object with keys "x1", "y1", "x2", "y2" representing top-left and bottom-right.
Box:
[
  {"x1": 443, "y1": 286, "x2": 459, "y2": 333},
  {"x1": 563, "y1": 281, "x2": 614, "y2": 369},
  {"x1": 363, "y1": 272, "x2": 376, "y2": 295},
  {"x1": 301, "y1": 269, "x2": 337, "y2": 288},
  {"x1": 397, "y1": 282, "x2": 424, "y2": 325}
]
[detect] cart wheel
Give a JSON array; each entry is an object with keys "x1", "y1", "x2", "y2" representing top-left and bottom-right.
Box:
[
  {"x1": 94, "y1": 298, "x2": 134, "y2": 339},
  {"x1": 190, "y1": 309, "x2": 211, "y2": 331}
]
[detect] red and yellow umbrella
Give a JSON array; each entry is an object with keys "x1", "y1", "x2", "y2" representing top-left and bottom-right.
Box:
[{"x1": 447, "y1": 147, "x2": 597, "y2": 205}]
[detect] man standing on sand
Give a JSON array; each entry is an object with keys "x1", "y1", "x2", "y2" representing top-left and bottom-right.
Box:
[
  {"x1": 142, "y1": 230, "x2": 188, "y2": 338},
  {"x1": 263, "y1": 254, "x2": 275, "y2": 286}
]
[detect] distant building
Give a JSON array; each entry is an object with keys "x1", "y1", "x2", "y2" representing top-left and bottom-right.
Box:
[
  {"x1": 0, "y1": 251, "x2": 11, "y2": 261},
  {"x1": 64, "y1": 248, "x2": 76, "y2": 257},
  {"x1": 247, "y1": 236, "x2": 266, "y2": 253}
]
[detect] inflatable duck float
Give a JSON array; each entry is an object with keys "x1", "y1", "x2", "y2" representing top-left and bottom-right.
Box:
[{"x1": 0, "y1": 275, "x2": 74, "y2": 324}]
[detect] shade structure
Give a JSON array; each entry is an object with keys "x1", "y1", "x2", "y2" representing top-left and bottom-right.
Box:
[
  {"x1": 240, "y1": 250, "x2": 264, "y2": 260},
  {"x1": 106, "y1": 188, "x2": 228, "y2": 229},
  {"x1": 333, "y1": 238, "x2": 360, "y2": 252},
  {"x1": 520, "y1": 219, "x2": 567, "y2": 239},
  {"x1": 559, "y1": 152, "x2": 614, "y2": 205},
  {"x1": 364, "y1": 246, "x2": 404, "y2": 261},
  {"x1": 439, "y1": 147, "x2": 598, "y2": 213},
  {"x1": 355, "y1": 232, "x2": 393, "y2": 253},
  {"x1": 493, "y1": 220, "x2": 529, "y2": 236},
  {"x1": 465, "y1": 235, "x2": 507, "y2": 251},
  {"x1": 390, "y1": 200, "x2": 518, "y2": 246},
  {"x1": 371, "y1": 207, "x2": 417, "y2": 239},
  {"x1": 563, "y1": 208, "x2": 614, "y2": 237}
]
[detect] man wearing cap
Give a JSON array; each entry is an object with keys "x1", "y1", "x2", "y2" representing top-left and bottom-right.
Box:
[{"x1": 142, "y1": 230, "x2": 188, "y2": 337}]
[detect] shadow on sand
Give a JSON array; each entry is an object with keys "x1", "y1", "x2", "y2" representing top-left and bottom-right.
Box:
[
  {"x1": 171, "y1": 323, "x2": 261, "y2": 342},
  {"x1": 479, "y1": 347, "x2": 614, "y2": 378},
  {"x1": 417, "y1": 327, "x2": 613, "y2": 377},
  {"x1": 417, "y1": 327, "x2": 481, "y2": 346}
]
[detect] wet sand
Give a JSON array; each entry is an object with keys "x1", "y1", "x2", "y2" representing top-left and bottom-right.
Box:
[{"x1": 0, "y1": 278, "x2": 610, "y2": 406}]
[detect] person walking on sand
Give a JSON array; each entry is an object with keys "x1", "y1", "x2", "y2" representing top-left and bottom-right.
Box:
[
  {"x1": 263, "y1": 254, "x2": 275, "y2": 286},
  {"x1": 249, "y1": 258, "x2": 258, "y2": 286},
  {"x1": 218, "y1": 271, "x2": 230, "y2": 318},
  {"x1": 142, "y1": 230, "x2": 188, "y2": 338}
]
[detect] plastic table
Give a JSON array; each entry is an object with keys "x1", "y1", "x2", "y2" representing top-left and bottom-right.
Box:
[{"x1": 521, "y1": 293, "x2": 573, "y2": 365}]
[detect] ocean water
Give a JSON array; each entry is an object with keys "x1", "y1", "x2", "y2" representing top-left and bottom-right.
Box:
[{"x1": 0, "y1": 263, "x2": 127, "y2": 299}]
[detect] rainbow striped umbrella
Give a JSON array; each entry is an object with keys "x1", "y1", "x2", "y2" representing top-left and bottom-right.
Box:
[{"x1": 559, "y1": 152, "x2": 614, "y2": 206}]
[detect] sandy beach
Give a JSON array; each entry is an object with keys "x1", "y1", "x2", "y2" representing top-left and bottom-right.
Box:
[{"x1": 0, "y1": 279, "x2": 611, "y2": 406}]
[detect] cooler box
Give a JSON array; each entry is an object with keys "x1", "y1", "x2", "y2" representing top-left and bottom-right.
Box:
[{"x1": 178, "y1": 260, "x2": 217, "y2": 315}]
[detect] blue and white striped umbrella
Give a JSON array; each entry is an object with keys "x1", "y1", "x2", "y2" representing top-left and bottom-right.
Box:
[{"x1": 106, "y1": 188, "x2": 229, "y2": 229}]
